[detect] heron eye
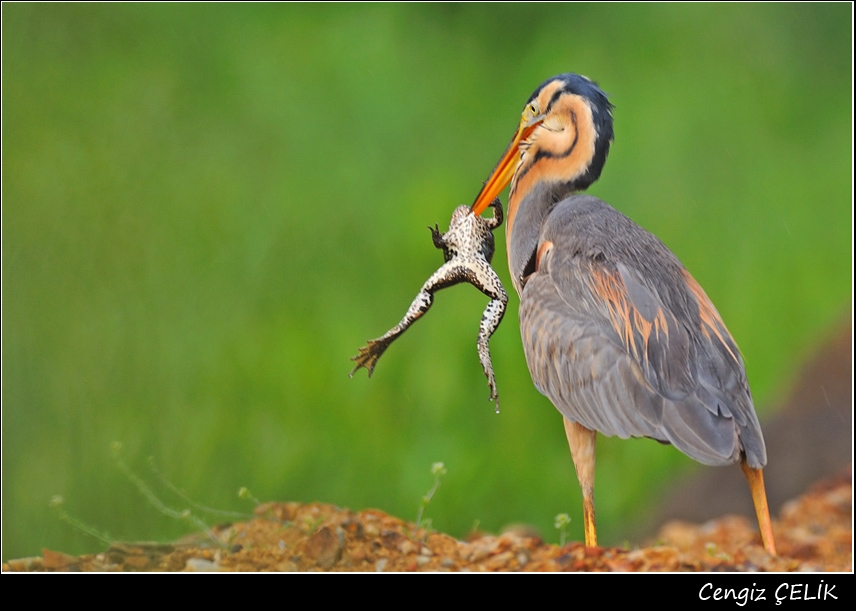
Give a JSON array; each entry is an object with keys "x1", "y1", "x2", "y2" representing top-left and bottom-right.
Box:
[{"x1": 522, "y1": 103, "x2": 538, "y2": 123}]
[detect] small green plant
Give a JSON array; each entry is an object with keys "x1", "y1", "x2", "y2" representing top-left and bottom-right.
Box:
[
  {"x1": 237, "y1": 486, "x2": 262, "y2": 506},
  {"x1": 49, "y1": 495, "x2": 113, "y2": 546},
  {"x1": 303, "y1": 516, "x2": 325, "y2": 536},
  {"x1": 705, "y1": 541, "x2": 732, "y2": 561},
  {"x1": 147, "y1": 456, "x2": 250, "y2": 520},
  {"x1": 554, "y1": 513, "x2": 571, "y2": 546},
  {"x1": 238, "y1": 487, "x2": 289, "y2": 524},
  {"x1": 111, "y1": 442, "x2": 218, "y2": 543},
  {"x1": 415, "y1": 461, "x2": 447, "y2": 533},
  {"x1": 53, "y1": 443, "x2": 284, "y2": 551}
]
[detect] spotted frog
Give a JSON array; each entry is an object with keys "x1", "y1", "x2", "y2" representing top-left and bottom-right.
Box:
[{"x1": 350, "y1": 199, "x2": 508, "y2": 410}]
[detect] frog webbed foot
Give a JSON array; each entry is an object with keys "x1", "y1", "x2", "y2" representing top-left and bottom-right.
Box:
[{"x1": 349, "y1": 338, "x2": 392, "y2": 377}]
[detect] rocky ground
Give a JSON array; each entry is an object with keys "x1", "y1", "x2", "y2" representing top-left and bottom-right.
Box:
[
  {"x1": 4, "y1": 465, "x2": 850, "y2": 572},
  {"x1": 5, "y1": 320, "x2": 851, "y2": 573}
]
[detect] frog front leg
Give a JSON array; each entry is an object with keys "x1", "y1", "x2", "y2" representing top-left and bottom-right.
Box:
[{"x1": 484, "y1": 197, "x2": 503, "y2": 231}]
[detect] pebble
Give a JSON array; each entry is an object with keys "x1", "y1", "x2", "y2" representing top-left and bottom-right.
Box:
[{"x1": 185, "y1": 558, "x2": 220, "y2": 572}]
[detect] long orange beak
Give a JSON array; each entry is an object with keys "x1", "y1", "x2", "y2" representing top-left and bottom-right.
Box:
[{"x1": 471, "y1": 116, "x2": 543, "y2": 215}]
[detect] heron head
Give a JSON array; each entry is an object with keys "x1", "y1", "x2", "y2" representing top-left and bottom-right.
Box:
[{"x1": 471, "y1": 73, "x2": 614, "y2": 217}]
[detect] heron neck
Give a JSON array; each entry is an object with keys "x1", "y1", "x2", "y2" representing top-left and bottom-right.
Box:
[{"x1": 507, "y1": 181, "x2": 573, "y2": 294}]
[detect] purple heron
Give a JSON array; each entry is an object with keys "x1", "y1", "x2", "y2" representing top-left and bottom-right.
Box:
[{"x1": 470, "y1": 73, "x2": 776, "y2": 555}]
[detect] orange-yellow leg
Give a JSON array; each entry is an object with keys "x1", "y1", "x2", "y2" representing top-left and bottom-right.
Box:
[
  {"x1": 564, "y1": 418, "x2": 598, "y2": 547},
  {"x1": 741, "y1": 461, "x2": 777, "y2": 556}
]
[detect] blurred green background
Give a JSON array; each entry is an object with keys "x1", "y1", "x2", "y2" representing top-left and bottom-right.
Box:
[{"x1": 2, "y1": 4, "x2": 850, "y2": 560}]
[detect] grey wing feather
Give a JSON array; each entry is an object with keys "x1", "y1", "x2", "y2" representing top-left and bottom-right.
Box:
[{"x1": 520, "y1": 198, "x2": 766, "y2": 468}]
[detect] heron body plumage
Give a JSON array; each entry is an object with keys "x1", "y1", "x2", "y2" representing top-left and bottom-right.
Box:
[
  {"x1": 519, "y1": 194, "x2": 766, "y2": 469},
  {"x1": 470, "y1": 73, "x2": 776, "y2": 554}
]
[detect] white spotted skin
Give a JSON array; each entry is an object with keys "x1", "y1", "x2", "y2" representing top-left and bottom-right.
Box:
[{"x1": 351, "y1": 199, "x2": 509, "y2": 409}]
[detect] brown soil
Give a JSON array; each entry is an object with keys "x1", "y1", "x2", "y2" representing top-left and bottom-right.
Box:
[{"x1": 4, "y1": 466, "x2": 850, "y2": 572}]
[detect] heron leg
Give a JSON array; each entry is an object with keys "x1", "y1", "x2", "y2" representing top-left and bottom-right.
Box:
[
  {"x1": 740, "y1": 461, "x2": 777, "y2": 556},
  {"x1": 564, "y1": 418, "x2": 597, "y2": 547}
]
